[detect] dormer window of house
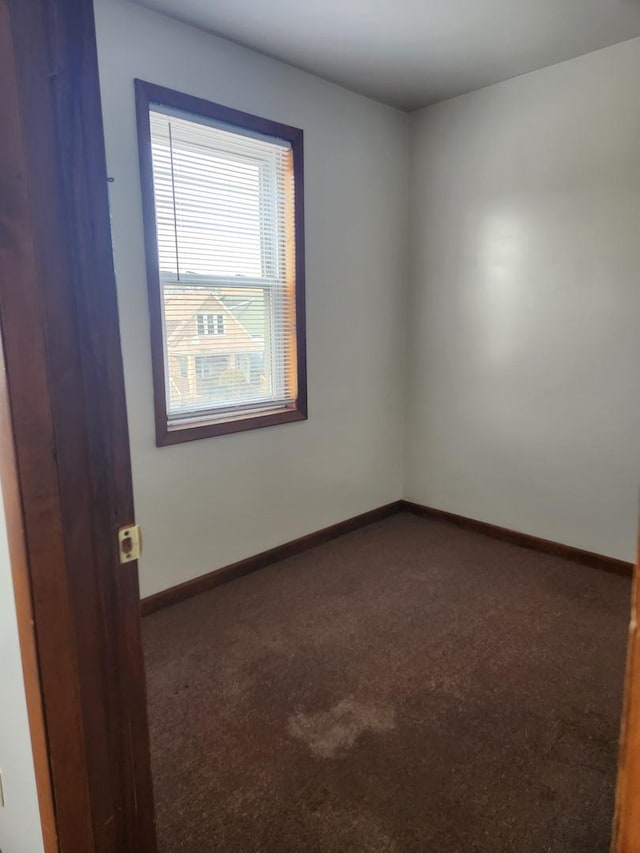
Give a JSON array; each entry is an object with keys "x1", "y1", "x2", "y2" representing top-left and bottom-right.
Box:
[
  {"x1": 136, "y1": 80, "x2": 307, "y2": 444},
  {"x1": 196, "y1": 313, "x2": 224, "y2": 336}
]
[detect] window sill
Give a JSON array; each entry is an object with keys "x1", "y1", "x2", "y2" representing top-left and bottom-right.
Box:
[{"x1": 156, "y1": 405, "x2": 307, "y2": 446}]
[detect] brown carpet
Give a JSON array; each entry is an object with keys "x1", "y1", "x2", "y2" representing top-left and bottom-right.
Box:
[{"x1": 143, "y1": 513, "x2": 631, "y2": 853}]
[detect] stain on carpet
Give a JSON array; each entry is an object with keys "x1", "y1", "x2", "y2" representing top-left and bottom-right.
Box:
[
  {"x1": 288, "y1": 698, "x2": 396, "y2": 758},
  {"x1": 143, "y1": 513, "x2": 630, "y2": 852}
]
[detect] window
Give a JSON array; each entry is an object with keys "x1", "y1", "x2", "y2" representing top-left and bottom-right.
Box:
[
  {"x1": 196, "y1": 313, "x2": 224, "y2": 336},
  {"x1": 135, "y1": 80, "x2": 307, "y2": 445}
]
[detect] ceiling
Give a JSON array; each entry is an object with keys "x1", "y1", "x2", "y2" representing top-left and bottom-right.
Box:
[{"x1": 132, "y1": 0, "x2": 640, "y2": 110}]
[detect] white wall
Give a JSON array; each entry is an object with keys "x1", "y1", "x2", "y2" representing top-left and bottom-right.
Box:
[
  {"x1": 94, "y1": 0, "x2": 410, "y2": 597},
  {"x1": 0, "y1": 488, "x2": 44, "y2": 853},
  {"x1": 95, "y1": 0, "x2": 640, "y2": 582},
  {"x1": 406, "y1": 38, "x2": 640, "y2": 561}
]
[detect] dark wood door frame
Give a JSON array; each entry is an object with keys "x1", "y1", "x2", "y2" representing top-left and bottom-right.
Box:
[
  {"x1": 613, "y1": 536, "x2": 640, "y2": 852},
  {"x1": 0, "y1": 0, "x2": 156, "y2": 850}
]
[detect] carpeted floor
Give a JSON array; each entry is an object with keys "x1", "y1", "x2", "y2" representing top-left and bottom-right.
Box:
[{"x1": 143, "y1": 513, "x2": 631, "y2": 853}]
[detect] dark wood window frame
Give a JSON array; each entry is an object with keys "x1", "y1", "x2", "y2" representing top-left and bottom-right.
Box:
[{"x1": 134, "y1": 80, "x2": 308, "y2": 446}]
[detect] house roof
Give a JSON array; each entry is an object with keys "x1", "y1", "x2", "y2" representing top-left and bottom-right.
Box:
[{"x1": 164, "y1": 287, "x2": 263, "y2": 354}]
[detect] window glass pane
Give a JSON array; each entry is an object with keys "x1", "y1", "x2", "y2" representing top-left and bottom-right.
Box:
[
  {"x1": 149, "y1": 111, "x2": 283, "y2": 281},
  {"x1": 164, "y1": 284, "x2": 281, "y2": 417}
]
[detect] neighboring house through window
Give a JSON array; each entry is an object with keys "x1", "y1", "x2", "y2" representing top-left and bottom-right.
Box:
[
  {"x1": 195, "y1": 354, "x2": 228, "y2": 381},
  {"x1": 135, "y1": 80, "x2": 307, "y2": 444},
  {"x1": 177, "y1": 355, "x2": 188, "y2": 378}
]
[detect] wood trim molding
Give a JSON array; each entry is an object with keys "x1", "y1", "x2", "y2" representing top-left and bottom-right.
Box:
[
  {"x1": 142, "y1": 499, "x2": 632, "y2": 617},
  {"x1": 1, "y1": 0, "x2": 156, "y2": 849},
  {"x1": 400, "y1": 500, "x2": 633, "y2": 577},
  {"x1": 0, "y1": 321, "x2": 57, "y2": 850},
  {"x1": 141, "y1": 502, "x2": 402, "y2": 614},
  {"x1": 612, "y1": 537, "x2": 640, "y2": 852}
]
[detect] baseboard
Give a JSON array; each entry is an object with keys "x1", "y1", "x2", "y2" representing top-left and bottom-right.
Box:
[
  {"x1": 141, "y1": 501, "x2": 403, "y2": 615},
  {"x1": 399, "y1": 500, "x2": 634, "y2": 577},
  {"x1": 141, "y1": 498, "x2": 633, "y2": 615}
]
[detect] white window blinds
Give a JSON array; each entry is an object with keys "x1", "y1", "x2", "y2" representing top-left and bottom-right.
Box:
[{"x1": 148, "y1": 106, "x2": 299, "y2": 426}]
